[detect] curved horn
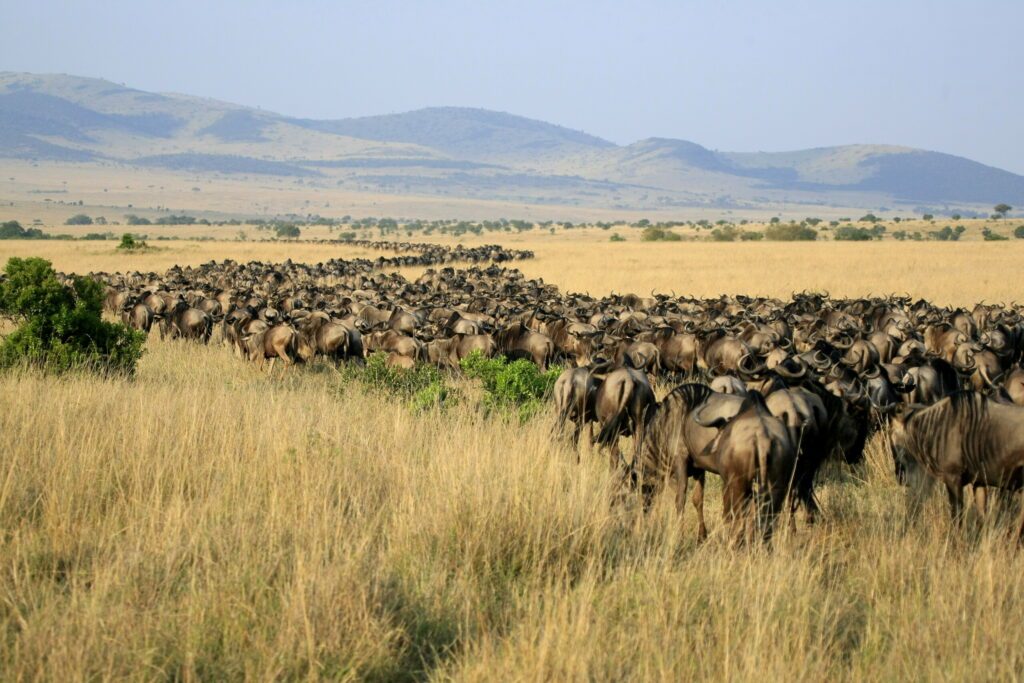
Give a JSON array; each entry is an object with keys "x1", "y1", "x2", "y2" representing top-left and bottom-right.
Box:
[
  {"x1": 831, "y1": 334, "x2": 854, "y2": 350},
  {"x1": 775, "y1": 357, "x2": 807, "y2": 380},
  {"x1": 737, "y1": 352, "x2": 766, "y2": 377},
  {"x1": 811, "y1": 350, "x2": 833, "y2": 370}
]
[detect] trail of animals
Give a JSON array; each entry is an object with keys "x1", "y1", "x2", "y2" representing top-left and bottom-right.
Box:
[{"x1": 98, "y1": 240, "x2": 1024, "y2": 544}]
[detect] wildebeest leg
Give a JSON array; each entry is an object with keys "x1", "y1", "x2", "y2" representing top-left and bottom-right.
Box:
[
  {"x1": 944, "y1": 478, "x2": 964, "y2": 526},
  {"x1": 608, "y1": 440, "x2": 622, "y2": 472},
  {"x1": 903, "y1": 459, "x2": 933, "y2": 527},
  {"x1": 571, "y1": 421, "x2": 582, "y2": 463},
  {"x1": 692, "y1": 471, "x2": 708, "y2": 542},
  {"x1": 1015, "y1": 499, "x2": 1024, "y2": 544},
  {"x1": 973, "y1": 485, "x2": 988, "y2": 523},
  {"x1": 763, "y1": 477, "x2": 789, "y2": 544},
  {"x1": 267, "y1": 356, "x2": 277, "y2": 375},
  {"x1": 722, "y1": 477, "x2": 747, "y2": 546},
  {"x1": 673, "y1": 457, "x2": 689, "y2": 517}
]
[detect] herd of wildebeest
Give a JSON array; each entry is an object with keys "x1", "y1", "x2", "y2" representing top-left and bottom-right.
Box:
[{"x1": 96, "y1": 240, "x2": 1024, "y2": 543}]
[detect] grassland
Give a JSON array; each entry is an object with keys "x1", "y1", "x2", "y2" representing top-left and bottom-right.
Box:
[
  {"x1": 2, "y1": 231, "x2": 1024, "y2": 680},
  {"x1": 4, "y1": 333, "x2": 1024, "y2": 680},
  {"x1": 2, "y1": 224, "x2": 1022, "y2": 306}
]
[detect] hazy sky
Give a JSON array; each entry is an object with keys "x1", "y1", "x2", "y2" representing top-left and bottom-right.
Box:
[{"x1": 3, "y1": 0, "x2": 1021, "y2": 172}]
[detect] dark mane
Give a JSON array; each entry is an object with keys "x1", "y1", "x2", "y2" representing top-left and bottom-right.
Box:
[{"x1": 662, "y1": 382, "x2": 713, "y2": 410}]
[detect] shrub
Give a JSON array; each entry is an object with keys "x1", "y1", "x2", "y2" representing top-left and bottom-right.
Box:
[
  {"x1": 0, "y1": 257, "x2": 145, "y2": 375},
  {"x1": 764, "y1": 224, "x2": 816, "y2": 241},
  {"x1": 739, "y1": 230, "x2": 763, "y2": 241},
  {"x1": 834, "y1": 226, "x2": 881, "y2": 241},
  {"x1": 609, "y1": 233, "x2": 625, "y2": 242},
  {"x1": 1013, "y1": 225, "x2": 1024, "y2": 239},
  {"x1": 709, "y1": 226, "x2": 739, "y2": 241},
  {"x1": 640, "y1": 227, "x2": 681, "y2": 242},
  {"x1": 342, "y1": 352, "x2": 454, "y2": 411},
  {"x1": 928, "y1": 226, "x2": 965, "y2": 241},
  {"x1": 0, "y1": 221, "x2": 45, "y2": 239},
  {"x1": 65, "y1": 214, "x2": 93, "y2": 225},
  {"x1": 982, "y1": 228, "x2": 1008, "y2": 241},
  {"x1": 117, "y1": 233, "x2": 148, "y2": 250},
  {"x1": 124, "y1": 214, "x2": 152, "y2": 225},
  {"x1": 275, "y1": 223, "x2": 301, "y2": 239},
  {"x1": 154, "y1": 214, "x2": 197, "y2": 225},
  {"x1": 460, "y1": 351, "x2": 560, "y2": 421}
]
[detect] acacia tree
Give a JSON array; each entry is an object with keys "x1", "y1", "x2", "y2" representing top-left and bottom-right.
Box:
[{"x1": 994, "y1": 204, "x2": 1012, "y2": 219}]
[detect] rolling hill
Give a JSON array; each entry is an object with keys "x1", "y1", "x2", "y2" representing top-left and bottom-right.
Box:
[{"x1": 2, "y1": 71, "x2": 1022, "y2": 212}]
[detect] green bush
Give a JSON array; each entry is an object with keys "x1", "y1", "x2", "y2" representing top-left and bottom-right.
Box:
[
  {"x1": 460, "y1": 351, "x2": 560, "y2": 421},
  {"x1": 0, "y1": 257, "x2": 145, "y2": 375},
  {"x1": 982, "y1": 228, "x2": 1008, "y2": 241},
  {"x1": 739, "y1": 230, "x2": 764, "y2": 241},
  {"x1": 709, "y1": 226, "x2": 738, "y2": 241},
  {"x1": 1013, "y1": 225, "x2": 1024, "y2": 239},
  {"x1": 342, "y1": 351, "x2": 455, "y2": 411},
  {"x1": 117, "y1": 233, "x2": 148, "y2": 250},
  {"x1": 65, "y1": 214, "x2": 93, "y2": 225},
  {"x1": 609, "y1": 233, "x2": 626, "y2": 242},
  {"x1": 0, "y1": 221, "x2": 46, "y2": 239},
  {"x1": 764, "y1": 224, "x2": 817, "y2": 241},
  {"x1": 834, "y1": 226, "x2": 881, "y2": 241},
  {"x1": 928, "y1": 226, "x2": 965, "y2": 241},
  {"x1": 274, "y1": 223, "x2": 301, "y2": 239},
  {"x1": 640, "y1": 227, "x2": 681, "y2": 242}
]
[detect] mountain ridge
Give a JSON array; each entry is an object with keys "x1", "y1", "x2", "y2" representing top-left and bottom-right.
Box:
[{"x1": 2, "y1": 72, "x2": 1022, "y2": 210}]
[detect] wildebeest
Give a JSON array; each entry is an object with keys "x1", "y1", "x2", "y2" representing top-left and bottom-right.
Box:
[
  {"x1": 693, "y1": 391, "x2": 797, "y2": 543},
  {"x1": 593, "y1": 366, "x2": 656, "y2": 471},
  {"x1": 553, "y1": 366, "x2": 599, "y2": 452},
  {"x1": 889, "y1": 391, "x2": 1024, "y2": 533}
]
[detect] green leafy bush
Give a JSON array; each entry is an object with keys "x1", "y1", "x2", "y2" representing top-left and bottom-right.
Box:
[
  {"x1": 274, "y1": 223, "x2": 301, "y2": 239},
  {"x1": 928, "y1": 226, "x2": 965, "y2": 241},
  {"x1": 117, "y1": 233, "x2": 148, "y2": 250},
  {"x1": 739, "y1": 230, "x2": 763, "y2": 241},
  {"x1": 0, "y1": 257, "x2": 145, "y2": 375},
  {"x1": 609, "y1": 233, "x2": 625, "y2": 242},
  {"x1": 342, "y1": 351, "x2": 455, "y2": 411},
  {"x1": 834, "y1": 226, "x2": 882, "y2": 241},
  {"x1": 709, "y1": 226, "x2": 738, "y2": 241},
  {"x1": 982, "y1": 227, "x2": 1008, "y2": 241},
  {"x1": 65, "y1": 214, "x2": 93, "y2": 225},
  {"x1": 764, "y1": 224, "x2": 817, "y2": 241},
  {"x1": 640, "y1": 227, "x2": 681, "y2": 242},
  {"x1": 460, "y1": 351, "x2": 560, "y2": 421},
  {"x1": 1014, "y1": 225, "x2": 1024, "y2": 239},
  {"x1": 0, "y1": 221, "x2": 46, "y2": 239}
]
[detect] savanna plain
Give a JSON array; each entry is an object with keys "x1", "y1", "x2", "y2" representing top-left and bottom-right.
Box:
[{"x1": 3, "y1": 229, "x2": 1024, "y2": 681}]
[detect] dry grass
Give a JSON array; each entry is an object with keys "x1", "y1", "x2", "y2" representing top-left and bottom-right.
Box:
[
  {"x1": 3, "y1": 337, "x2": 1024, "y2": 680},
  {"x1": 4, "y1": 230, "x2": 1024, "y2": 679}
]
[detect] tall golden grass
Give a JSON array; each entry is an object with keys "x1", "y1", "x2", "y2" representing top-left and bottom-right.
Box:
[
  {"x1": 3, "y1": 235, "x2": 1024, "y2": 679},
  {"x1": 2, "y1": 336, "x2": 1024, "y2": 680}
]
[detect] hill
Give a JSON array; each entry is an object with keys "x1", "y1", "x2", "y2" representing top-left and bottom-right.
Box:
[{"x1": 1, "y1": 72, "x2": 1022, "y2": 212}]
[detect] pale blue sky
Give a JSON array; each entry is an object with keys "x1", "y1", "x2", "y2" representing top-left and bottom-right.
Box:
[{"x1": 2, "y1": 0, "x2": 1021, "y2": 172}]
